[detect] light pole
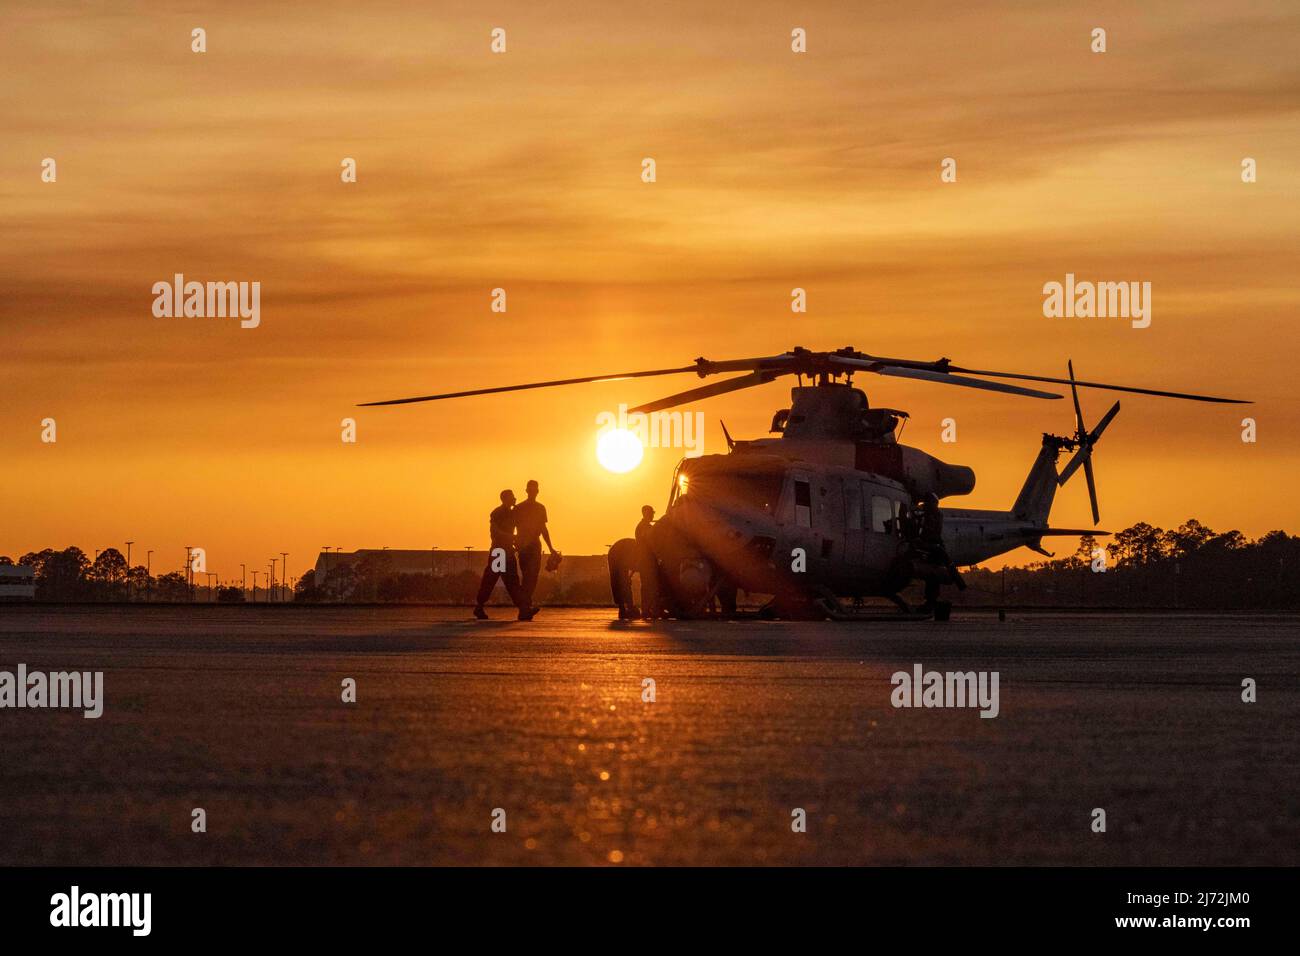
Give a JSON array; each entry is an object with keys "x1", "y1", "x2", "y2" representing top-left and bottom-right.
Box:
[
  {"x1": 184, "y1": 546, "x2": 195, "y2": 602},
  {"x1": 251, "y1": 569, "x2": 261, "y2": 603},
  {"x1": 125, "y1": 541, "x2": 133, "y2": 601},
  {"x1": 280, "y1": 553, "x2": 288, "y2": 601},
  {"x1": 146, "y1": 550, "x2": 152, "y2": 602},
  {"x1": 240, "y1": 563, "x2": 246, "y2": 598},
  {"x1": 206, "y1": 571, "x2": 217, "y2": 601},
  {"x1": 269, "y1": 559, "x2": 277, "y2": 603}
]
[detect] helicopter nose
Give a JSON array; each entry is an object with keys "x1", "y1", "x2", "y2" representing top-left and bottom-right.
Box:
[{"x1": 673, "y1": 494, "x2": 761, "y2": 551}]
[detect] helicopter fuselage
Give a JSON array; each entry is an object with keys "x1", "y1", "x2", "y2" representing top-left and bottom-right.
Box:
[
  {"x1": 633, "y1": 383, "x2": 1084, "y2": 613},
  {"x1": 660, "y1": 447, "x2": 912, "y2": 600}
]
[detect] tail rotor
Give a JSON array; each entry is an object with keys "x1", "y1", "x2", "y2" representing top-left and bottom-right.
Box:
[{"x1": 1057, "y1": 360, "x2": 1120, "y2": 525}]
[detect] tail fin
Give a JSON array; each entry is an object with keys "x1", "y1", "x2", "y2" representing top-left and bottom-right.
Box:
[{"x1": 1012, "y1": 438, "x2": 1061, "y2": 526}]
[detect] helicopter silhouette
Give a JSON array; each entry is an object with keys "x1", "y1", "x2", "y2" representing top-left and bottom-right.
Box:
[{"x1": 361, "y1": 346, "x2": 1248, "y2": 620}]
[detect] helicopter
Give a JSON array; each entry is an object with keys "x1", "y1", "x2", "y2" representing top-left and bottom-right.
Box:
[{"x1": 360, "y1": 345, "x2": 1248, "y2": 620}]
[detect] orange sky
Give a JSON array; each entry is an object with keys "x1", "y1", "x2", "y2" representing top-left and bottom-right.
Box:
[{"x1": 2, "y1": 1, "x2": 1297, "y2": 580}]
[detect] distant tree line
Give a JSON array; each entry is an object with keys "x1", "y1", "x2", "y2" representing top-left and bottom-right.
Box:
[
  {"x1": 955, "y1": 520, "x2": 1300, "y2": 609},
  {"x1": 1, "y1": 548, "x2": 262, "y2": 603},
  {"x1": 0, "y1": 546, "x2": 604, "y2": 605},
  {"x1": 2, "y1": 547, "x2": 192, "y2": 601}
]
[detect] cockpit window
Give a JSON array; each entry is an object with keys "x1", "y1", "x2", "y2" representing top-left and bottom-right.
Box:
[
  {"x1": 680, "y1": 471, "x2": 784, "y2": 514},
  {"x1": 734, "y1": 473, "x2": 784, "y2": 513}
]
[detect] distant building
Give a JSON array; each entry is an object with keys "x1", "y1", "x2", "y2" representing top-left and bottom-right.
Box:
[
  {"x1": 314, "y1": 549, "x2": 483, "y2": 585},
  {"x1": 312, "y1": 549, "x2": 609, "y2": 601},
  {"x1": 0, "y1": 565, "x2": 36, "y2": 600}
]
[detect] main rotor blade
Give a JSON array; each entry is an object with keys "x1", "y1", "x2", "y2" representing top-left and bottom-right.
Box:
[
  {"x1": 358, "y1": 345, "x2": 1250, "y2": 409},
  {"x1": 834, "y1": 359, "x2": 1062, "y2": 399},
  {"x1": 693, "y1": 353, "x2": 801, "y2": 375},
  {"x1": 945, "y1": 365, "x2": 1249, "y2": 404},
  {"x1": 358, "y1": 364, "x2": 702, "y2": 407},
  {"x1": 629, "y1": 371, "x2": 782, "y2": 414}
]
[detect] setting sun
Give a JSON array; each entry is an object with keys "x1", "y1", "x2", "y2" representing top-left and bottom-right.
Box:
[{"x1": 596, "y1": 429, "x2": 644, "y2": 474}]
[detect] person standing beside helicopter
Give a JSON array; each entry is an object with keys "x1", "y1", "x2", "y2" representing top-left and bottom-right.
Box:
[
  {"x1": 919, "y1": 492, "x2": 945, "y2": 548},
  {"x1": 635, "y1": 505, "x2": 661, "y2": 620},
  {"x1": 635, "y1": 505, "x2": 656, "y2": 547},
  {"x1": 915, "y1": 492, "x2": 964, "y2": 610}
]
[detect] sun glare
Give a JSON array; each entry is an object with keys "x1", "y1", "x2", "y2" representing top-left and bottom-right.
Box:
[{"x1": 596, "y1": 429, "x2": 644, "y2": 474}]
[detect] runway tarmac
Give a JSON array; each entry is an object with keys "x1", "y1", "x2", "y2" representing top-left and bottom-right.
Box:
[{"x1": 0, "y1": 606, "x2": 1295, "y2": 866}]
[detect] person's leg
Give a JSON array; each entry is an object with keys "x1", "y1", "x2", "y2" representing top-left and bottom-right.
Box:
[
  {"x1": 608, "y1": 554, "x2": 630, "y2": 617},
  {"x1": 718, "y1": 582, "x2": 738, "y2": 616},
  {"x1": 518, "y1": 542, "x2": 542, "y2": 608},
  {"x1": 475, "y1": 560, "x2": 499, "y2": 612},
  {"x1": 923, "y1": 576, "x2": 940, "y2": 610},
  {"x1": 503, "y1": 553, "x2": 525, "y2": 609},
  {"x1": 639, "y1": 560, "x2": 659, "y2": 620}
]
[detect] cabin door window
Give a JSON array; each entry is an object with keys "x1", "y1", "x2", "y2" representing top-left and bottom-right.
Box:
[
  {"x1": 845, "y1": 483, "x2": 862, "y2": 531},
  {"x1": 794, "y1": 480, "x2": 812, "y2": 528},
  {"x1": 870, "y1": 495, "x2": 894, "y2": 533}
]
